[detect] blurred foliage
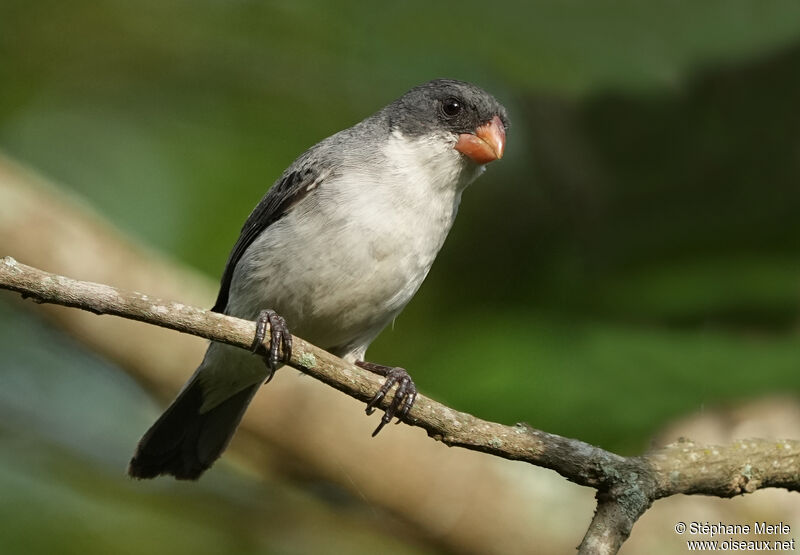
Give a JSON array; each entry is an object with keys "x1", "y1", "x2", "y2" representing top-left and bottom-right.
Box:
[{"x1": 1, "y1": 0, "x2": 800, "y2": 553}]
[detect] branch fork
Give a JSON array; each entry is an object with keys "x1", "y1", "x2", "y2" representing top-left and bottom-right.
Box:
[{"x1": 1, "y1": 256, "x2": 797, "y2": 555}]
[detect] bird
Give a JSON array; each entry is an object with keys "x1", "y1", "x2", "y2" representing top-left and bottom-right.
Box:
[{"x1": 128, "y1": 78, "x2": 508, "y2": 480}]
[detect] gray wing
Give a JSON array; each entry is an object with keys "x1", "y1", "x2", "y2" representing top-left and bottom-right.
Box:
[{"x1": 211, "y1": 163, "x2": 329, "y2": 313}]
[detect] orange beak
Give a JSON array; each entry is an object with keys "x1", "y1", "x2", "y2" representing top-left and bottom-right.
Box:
[{"x1": 454, "y1": 115, "x2": 506, "y2": 164}]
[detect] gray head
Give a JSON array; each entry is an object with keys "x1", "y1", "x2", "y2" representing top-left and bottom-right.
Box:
[
  {"x1": 386, "y1": 79, "x2": 508, "y2": 136},
  {"x1": 382, "y1": 79, "x2": 508, "y2": 164}
]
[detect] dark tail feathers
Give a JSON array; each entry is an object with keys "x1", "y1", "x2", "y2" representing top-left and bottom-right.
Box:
[{"x1": 128, "y1": 380, "x2": 259, "y2": 480}]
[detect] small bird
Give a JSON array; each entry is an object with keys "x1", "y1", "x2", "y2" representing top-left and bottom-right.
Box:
[{"x1": 129, "y1": 79, "x2": 508, "y2": 480}]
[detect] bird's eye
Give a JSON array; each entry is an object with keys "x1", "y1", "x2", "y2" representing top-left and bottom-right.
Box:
[{"x1": 441, "y1": 97, "x2": 462, "y2": 117}]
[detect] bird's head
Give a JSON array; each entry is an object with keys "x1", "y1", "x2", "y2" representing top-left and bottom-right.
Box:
[{"x1": 387, "y1": 79, "x2": 508, "y2": 165}]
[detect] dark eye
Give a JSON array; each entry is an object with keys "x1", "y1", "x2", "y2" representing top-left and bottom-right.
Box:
[{"x1": 441, "y1": 97, "x2": 462, "y2": 117}]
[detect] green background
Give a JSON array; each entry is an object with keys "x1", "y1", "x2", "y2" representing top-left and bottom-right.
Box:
[{"x1": 1, "y1": 1, "x2": 799, "y2": 552}]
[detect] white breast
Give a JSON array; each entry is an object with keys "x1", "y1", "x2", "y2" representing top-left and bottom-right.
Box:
[{"x1": 228, "y1": 130, "x2": 484, "y2": 361}]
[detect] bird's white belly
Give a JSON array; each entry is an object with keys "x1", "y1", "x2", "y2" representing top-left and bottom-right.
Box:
[
  {"x1": 226, "y1": 129, "x2": 485, "y2": 361},
  {"x1": 227, "y1": 181, "x2": 462, "y2": 360}
]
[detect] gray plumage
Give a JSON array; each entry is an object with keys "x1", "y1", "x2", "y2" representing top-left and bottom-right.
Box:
[{"x1": 129, "y1": 79, "x2": 508, "y2": 480}]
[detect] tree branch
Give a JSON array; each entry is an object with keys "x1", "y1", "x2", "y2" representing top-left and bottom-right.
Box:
[{"x1": 2, "y1": 255, "x2": 798, "y2": 554}]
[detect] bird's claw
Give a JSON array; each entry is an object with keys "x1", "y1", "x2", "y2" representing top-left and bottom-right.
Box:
[
  {"x1": 252, "y1": 309, "x2": 292, "y2": 382},
  {"x1": 356, "y1": 362, "x2": 417, "y2": 436}
]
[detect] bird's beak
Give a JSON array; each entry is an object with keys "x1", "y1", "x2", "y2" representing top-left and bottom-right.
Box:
[{"x1": 454, "y1": 115, "x2": 506, "y2": 164}]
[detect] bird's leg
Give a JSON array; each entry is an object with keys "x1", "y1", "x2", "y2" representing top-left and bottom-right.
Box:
[
  {"x1": 251, "y1": 309, "x2": 292, "y2": 383},
  {"x1": 355, "y1": 361, "x2": 418, "y2": 436}
]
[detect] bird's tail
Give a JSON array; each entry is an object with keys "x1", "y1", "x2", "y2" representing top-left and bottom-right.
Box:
[{"x1": 128, "y1": 347, "x2": 261, "y2": 480}]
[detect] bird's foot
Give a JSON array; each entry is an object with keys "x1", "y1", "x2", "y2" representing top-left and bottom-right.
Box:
[
  {"x1": 355, "y1": 361, "x2": 417, "y2": 436},
  {"x1": 251, "y1": 309, "x2": 292, "y2": 383}
]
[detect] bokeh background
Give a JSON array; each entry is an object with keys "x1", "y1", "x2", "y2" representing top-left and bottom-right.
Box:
[{"x1": 1, "y1": 1, "x2": 799, "y2": 553}]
